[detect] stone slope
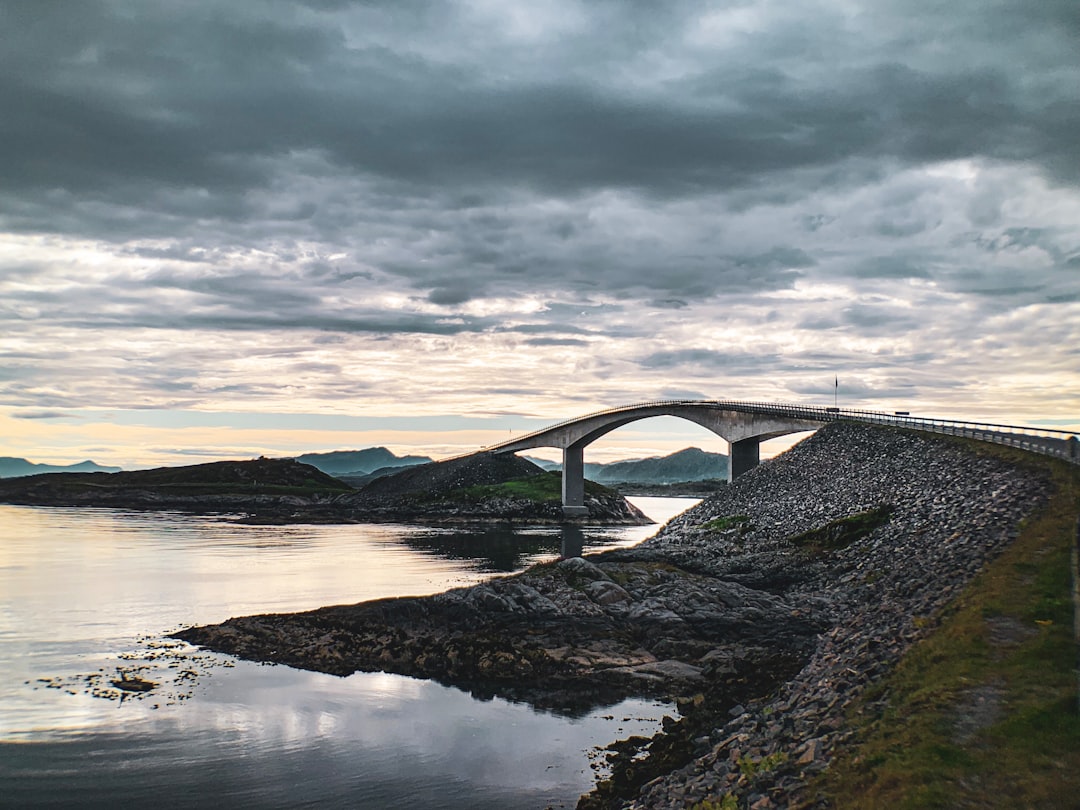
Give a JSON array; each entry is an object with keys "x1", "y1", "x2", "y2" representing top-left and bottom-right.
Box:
[{"x1": 618, "y1": 422, "x2": 1050, "y2": 808}]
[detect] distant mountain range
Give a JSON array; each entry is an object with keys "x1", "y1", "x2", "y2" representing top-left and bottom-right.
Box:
[
  {"x1": 526, "y1": 447, "x2": 729, "y2": 484},
  {"x1": 297, "y1": 446, "x2": 728, "y2": 486},
  {"x1": 294, "y1": 447, "x2": 433, "y2": 478},
  {"x1": 0, "y1": 446, "x2": 728, "y2": 486},
  {"x1": 0, "y1": 457, "x2": 122, "y2": 478}
]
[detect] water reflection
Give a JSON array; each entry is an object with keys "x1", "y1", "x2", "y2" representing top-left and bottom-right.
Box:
[
  {"x1": 392, "y1": 523, "x2": 632, "y2": 571},
  {"x1": 0, "y1": 497, "x2": 699, "y2": 809},
  {"x1": 2, "y1": 662, "x2": 670, "y2": 809},
  {"x1": 395, "y1": 526, "x2": 563, "y2": 571},
  {"x1": 389, "y1": 497, "x2": 700, "y2": 572},
  {"x1": 560, "y1": 525, "x2": 585, "y2": 559}
]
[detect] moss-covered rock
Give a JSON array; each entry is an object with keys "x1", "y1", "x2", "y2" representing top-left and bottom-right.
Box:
[{"x1": 787, "y1": 504, "x2": 892, "y2": 553}]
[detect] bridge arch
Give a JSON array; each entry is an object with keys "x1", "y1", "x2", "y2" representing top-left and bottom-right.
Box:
[{"x1": 487, "y1": 402, "x2": 821, "y2": 516}]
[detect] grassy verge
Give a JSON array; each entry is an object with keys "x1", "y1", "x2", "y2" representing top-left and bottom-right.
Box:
[
  {"x1": 811, "y1": 446, "x2": 1080, "y2": 808},
  {"x1": 697, "y1": 514, "x2": 752, "y2": 533}
]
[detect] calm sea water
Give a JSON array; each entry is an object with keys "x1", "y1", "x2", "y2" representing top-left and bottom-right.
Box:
[{"x1": 0, "y1": 498, "x2": 697, "y2": 809}]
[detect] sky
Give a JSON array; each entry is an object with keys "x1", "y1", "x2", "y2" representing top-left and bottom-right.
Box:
[{"x1": 2, "y1": 0, "x2": 1079, "y2": 469}]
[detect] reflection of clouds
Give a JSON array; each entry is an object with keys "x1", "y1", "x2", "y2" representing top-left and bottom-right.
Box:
[
  {"x1": 625, "y1": 496, "x2": 700, "y2": 525},
  {"x1": 361, "y1": 671, "x2": 427, "y2": 702},
  {"x1": 164, "y1": 662, "x2": 668, "y2": 793},
  {"x1": 3, "y1": 503, "x2": 681, "y2": 805},
  {"x1": 2, "y1": 504, "x2": 673, "y2": 728}
]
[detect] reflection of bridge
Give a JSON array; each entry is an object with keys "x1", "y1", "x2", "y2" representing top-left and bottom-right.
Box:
[{"x1": 481, "y1": 400, "x2": 1080, "y2": 516}]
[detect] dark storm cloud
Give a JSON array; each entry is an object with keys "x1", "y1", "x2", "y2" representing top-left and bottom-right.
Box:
[
  {"x1": 854, "y1": 255, "x2": 933, "y2": 280},
  {"x1": 786, "y1": 379, "x2": 925, "y2": 401},
  {"x1": 840, "y1": 304, "x2": 922, "y2": 334},
  {"x1": 523, "y1": 338, "x2": 590, "y2": 347},
  {"x1": 81, "y1": 311, "x2": 494, "y2": 336},
  {"x1": 2, "y1": 1, "x2": 1076, "y2": 213},
  {"x1": 289, "y1": 362, "x2": 344, "y2": 375},
  {"x1": 638, "y1": 349, "x2": 765, "y2": 371},
  {"x1": 637, "y1": 347, "x2": 949, "y2": 385},
  {"x1": 1, "y1": 0, "x2": 1078, "y2": 371}
]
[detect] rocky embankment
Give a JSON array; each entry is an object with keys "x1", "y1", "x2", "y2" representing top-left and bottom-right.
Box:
[{"x1": 173, "y1": 423, "x2": 1051, "y2": 808}]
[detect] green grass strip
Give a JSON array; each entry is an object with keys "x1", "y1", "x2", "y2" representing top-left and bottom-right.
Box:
[
  {"x1": 813, "y1": 445, "x2": 1080, "y2": 809},
  {"x1": 449, "y1": 471, "x2": 616, "y2": 504}
]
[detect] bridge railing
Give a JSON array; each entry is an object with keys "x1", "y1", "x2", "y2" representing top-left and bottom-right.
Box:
[
  {"x1": 472, "y1": 399, "x2": 1079, "y2": 465},
  {"x1": 720, "y1": 401, "x2": 1078, "y2": 462}
]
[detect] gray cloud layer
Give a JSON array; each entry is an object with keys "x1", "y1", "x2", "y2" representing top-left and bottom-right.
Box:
[
  {"x1": 5, "y1": 1, "x2": 1078, "y2": 198},
  {"x1": 1, "y1": 0, "x2": 1078, "y2": 419}
]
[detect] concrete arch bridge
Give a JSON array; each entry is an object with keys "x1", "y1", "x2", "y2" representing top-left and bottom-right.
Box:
[{"x1": 479, "y1": 400, "x2": 1080, "y2": 516}]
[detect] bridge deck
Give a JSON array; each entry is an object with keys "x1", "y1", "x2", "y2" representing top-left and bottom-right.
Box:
[
  {"x1": 480, "y1": 400, "x2": 1078, "y2": 464},
  {"x1": 438, "y1": 400, "x2": 1077, "y2": 517}
]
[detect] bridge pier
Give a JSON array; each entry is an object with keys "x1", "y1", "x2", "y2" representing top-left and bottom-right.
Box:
[
  {"x1": 561, "y1": 444, "x2": 589, "y2": 517},
  {"x1": 560, "y1": 525, "x2": 585, "y2": 558},
  {"x1": 729, "y1": 438, "x2": 761, "y2": 481}
]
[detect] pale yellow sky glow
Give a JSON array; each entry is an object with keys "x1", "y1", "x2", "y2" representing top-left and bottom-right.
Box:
[{"x1": 1, "y1": 408, "x2": 822, "y2": 470}]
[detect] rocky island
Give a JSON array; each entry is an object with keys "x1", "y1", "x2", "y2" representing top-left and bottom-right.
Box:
[
  {"x1": 0, "y1": 451, "x2": 649, "y2": 525},
  {"x1": 174, "y1": 422, "x2": 1077, "y2": 808}
]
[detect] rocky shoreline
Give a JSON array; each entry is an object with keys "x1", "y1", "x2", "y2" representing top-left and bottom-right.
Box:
[{"x1": 173, "y1": 423, "x2": 1052, "y2": 807}]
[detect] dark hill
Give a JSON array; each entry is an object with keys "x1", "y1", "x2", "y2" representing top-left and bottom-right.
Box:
[
  {"x1": 593, "y1": 447, "x2": 729, "y2": 484},
  {"x1": 358, "y1": 453, "x2": 544, "y2": 497},
  {"x1": 82, "y1": 457, "x2": 348, "y2": 489},
  {"x1": 0, "y1": 453, "x2": 648, "y2": 525},
  {"x1": 0, "y1": 458, "x2": 352, "y2": 509},
  {"x1": 348, "y1": 452, "x2": 647, "y2": 524},
  {"x1": 336, "y1": 465, "x2": 417, "y2": 487},
  {"x1": 528, "y1": 447, "x2": 729, "y2": 484}
]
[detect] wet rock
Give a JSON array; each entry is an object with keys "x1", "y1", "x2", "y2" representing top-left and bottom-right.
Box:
[
  {"x1": 585, "y1": 580, "x2": 633, "y2": 606},
  {"x1": 622, "y1": 423, "x2": 1050, "y2": 809},
  {"x1": 560, "y1": 556, "x2": 612, "y2": 581}
]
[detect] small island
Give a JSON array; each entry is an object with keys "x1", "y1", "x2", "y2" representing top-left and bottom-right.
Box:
[{"x1": 0, "y1": 451, "x2": 650, "y2": 525}]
